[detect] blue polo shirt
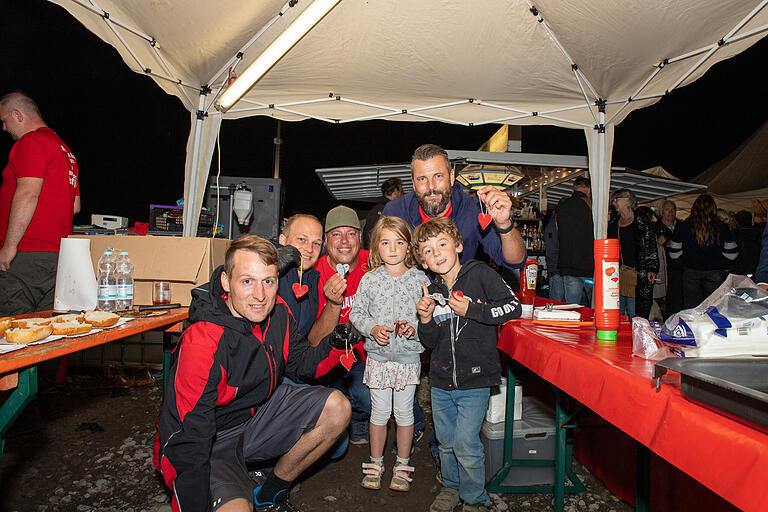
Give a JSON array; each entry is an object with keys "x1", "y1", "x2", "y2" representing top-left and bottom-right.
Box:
[{"x1": 382, "y1": 182, "x2": 525, "y2": 269}]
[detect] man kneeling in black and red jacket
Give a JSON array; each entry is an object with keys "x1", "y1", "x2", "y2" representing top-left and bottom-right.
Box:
[{"x1": 154, "y1": 236, "x2": 354, "y2": 512}]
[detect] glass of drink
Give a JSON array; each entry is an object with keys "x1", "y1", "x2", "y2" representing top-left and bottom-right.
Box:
[{"x1": 153, "y1": 281, "x2": 171, "y2": 305}]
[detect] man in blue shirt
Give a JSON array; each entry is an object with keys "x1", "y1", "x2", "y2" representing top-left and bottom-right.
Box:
[
  {"x1": 383, "y1": 144, "x2": 526, "y2": 270},
  {"x1": 277, "y1": 214, "x2": 323, "y2": 336}
]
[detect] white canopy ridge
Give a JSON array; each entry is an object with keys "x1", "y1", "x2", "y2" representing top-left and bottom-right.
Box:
[{"x1": 49, "y1": 0, "x2": 768, "y2": 236}]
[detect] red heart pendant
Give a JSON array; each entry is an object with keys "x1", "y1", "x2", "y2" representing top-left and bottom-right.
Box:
[
  {"x1": 451, "y1": 290, "x2": 464, "y2": 300},
  {"x1": 339, "y1": 351, "x2": 355, "y2": 371},
  {"x1": 394, "y1": 322, "x2": 402, "y2": 336},
  {"x1": 292, "y1": 282, "x2": 309, "y2": 298},
  {"x1": 478, "y1": 213, "x2": 492, "y2": 229}
]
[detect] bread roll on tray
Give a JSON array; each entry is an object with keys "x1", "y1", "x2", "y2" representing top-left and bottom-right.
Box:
[
  {"x1": 11, "y1": 317, "x2": 54, "y2": 329},
  {"x1": 53, "y1": 313, "x2": 85, "y2": 323},
  {"x1": 5, "y1": 324, "x2": 53, "y2": 344},
  {"x1": 52, "y1": 321, "x2": 92, "y2": 336},
  {"x1": 84, "y1": 311, "x2": 120, "y2": 328}
]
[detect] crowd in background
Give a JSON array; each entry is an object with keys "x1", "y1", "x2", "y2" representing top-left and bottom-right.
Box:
[{"x1": 543, "y1": 179, "x2": 766, "y2": 322}]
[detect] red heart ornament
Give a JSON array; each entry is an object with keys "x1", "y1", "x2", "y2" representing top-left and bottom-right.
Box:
[
  {"x1": 478, "y1": 213, "x2": 492, "y2": 230},
  {"x1": 451, "y1": 290, "x2": 464, "y2": 300},
  {"x1": 339, "y1": 351, "x2": 355, "y2": 371},
  {"x1": 292, "y1": 282, "x2": 309, "y2": 298}
]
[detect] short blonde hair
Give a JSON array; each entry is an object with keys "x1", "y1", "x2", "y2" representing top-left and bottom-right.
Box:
[
  {"x1": 224, "y1": 235, "x2": 278, "y2": 276},
  {"x1": 368, "y1": 216, "x2": 416, "y2": 270},
  {"x1": 411, "y1": 217, "x2": 463, "y2": 265}
]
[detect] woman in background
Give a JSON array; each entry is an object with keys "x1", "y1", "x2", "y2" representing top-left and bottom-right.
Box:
[
  {"x1": 669, "y1": 194, "x2": 738, "y2": 309},
  {"x1": 608, "y1": 189, "x2": 658, "y2": 319}
]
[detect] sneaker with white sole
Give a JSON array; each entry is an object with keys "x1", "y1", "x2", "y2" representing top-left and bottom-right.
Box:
[
  {"x1": 389, "y1": 462, "x2": 414, "y2": 492},
  {"x1": 349, "y1": 422, "x2": 369, "y2": 445},
  {"x1": 361, "y1": 461, "x2": 384, "y2": 489}
]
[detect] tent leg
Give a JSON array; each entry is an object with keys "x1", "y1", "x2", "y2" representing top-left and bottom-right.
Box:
[{"x1": 183, "y1": 92, "x2": 208, "y2": 237}]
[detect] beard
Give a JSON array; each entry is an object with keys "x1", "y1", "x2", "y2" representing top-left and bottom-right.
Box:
[{"x1": 416, "y1": 186, "x2": 452, "y2": 217}]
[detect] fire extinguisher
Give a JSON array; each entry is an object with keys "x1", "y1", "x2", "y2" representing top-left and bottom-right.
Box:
[{"x1": 519, "y1": 258, "x2": 538, "y2": 305}]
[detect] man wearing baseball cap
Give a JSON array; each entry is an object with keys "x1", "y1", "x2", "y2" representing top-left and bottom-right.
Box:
[{"x1": 307, "y1": 205, "x2": 372, "y2": 443}]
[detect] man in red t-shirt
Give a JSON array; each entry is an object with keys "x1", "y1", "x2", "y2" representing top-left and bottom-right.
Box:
[
  {"x1": 0, "y1": 92, "x2": 81, "y2": 315},
  {"x1": 311, "y1": 206, "x2": 372, "y2": 444}
]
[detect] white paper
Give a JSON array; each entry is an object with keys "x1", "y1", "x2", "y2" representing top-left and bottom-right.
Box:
[{"x1": 54, "y1": 238, "x2": 98, "y2": 311}]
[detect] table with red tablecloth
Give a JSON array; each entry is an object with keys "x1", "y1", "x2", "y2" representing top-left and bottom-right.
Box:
[{"x1": 497, "y1": 315, "x2": 768, "y2": 512}]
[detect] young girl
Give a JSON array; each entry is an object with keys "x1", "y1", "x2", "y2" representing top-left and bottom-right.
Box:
[{"x1": 350, "y1": 216, "x2": 426, "y2": 492}]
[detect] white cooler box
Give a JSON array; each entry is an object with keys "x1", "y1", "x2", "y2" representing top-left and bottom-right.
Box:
[{"x1": 481, "y1": 396, "x2": 556, "y2": 486}]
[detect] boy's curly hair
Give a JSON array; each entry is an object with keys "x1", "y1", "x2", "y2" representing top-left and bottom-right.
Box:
[{"x1": 411, "y1": 217, "x2": 463, "y2": 265}]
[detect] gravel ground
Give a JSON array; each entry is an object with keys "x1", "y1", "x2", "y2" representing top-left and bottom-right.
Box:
[{"x1": 1, "y1": 370, "x2": 632, "y2": 512}]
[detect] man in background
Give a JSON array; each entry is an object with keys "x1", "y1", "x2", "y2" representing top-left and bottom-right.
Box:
[
  {"x1": 556, "y1": 177, "x2": 593, "y2": 306},
  {"x1": 0, "y1": 91, "x2": 80, "y2": 315},
  {"x1": 363, "y1": 177, "x2": 403, "y2": 249},
  {"x1": 656, "y1": 199, "x2": 683, "y2": 315}
]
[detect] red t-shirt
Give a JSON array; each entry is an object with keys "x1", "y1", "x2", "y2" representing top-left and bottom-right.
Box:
[
  {"x1": 315, "y1": 249, "x2": 370, "y2": 360},
  {"x1": 0, "y1": 127, "x2": 80, "y2": 252},
  {"x1": 314, "y1": 249, "x2": 370, "y2": 323}
]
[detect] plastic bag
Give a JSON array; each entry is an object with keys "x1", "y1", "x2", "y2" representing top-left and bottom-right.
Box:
[
  {"x1": 632, "y1": 317, "x2": 686, "y2": 360},
  {"x1": 659, "y1": 275, "x2": 768, "y2": 357}
]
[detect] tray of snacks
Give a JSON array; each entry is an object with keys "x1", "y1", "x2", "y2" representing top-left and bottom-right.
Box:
[{"x1": 0, "y1": 312, "x2": 127, "y2": 354}]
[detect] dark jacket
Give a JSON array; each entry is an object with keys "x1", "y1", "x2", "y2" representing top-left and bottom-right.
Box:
[
  {"x1": 153, "y1": 266, "x2": 343, "y2": 512},
  {"x1": 543, "y1": 214, "x2": 559, "y2": 275},
  {"x1": 732, "y1": 226, "x2": 763, "y2": 276},
  {"x1": 363, "y1": 197, "x2": 390, "y2": 249},
  {"x1": 383, "y1": 182, "x2": 526, "y2": 269},
  {"x1": 418, "y1": 259, "x2": 521, "y2": 390},
  {"x1": 278, "y1": 266, "x2": 320, "y2": 337},
  {"x1": 669, "y1": 220, "x2": 737, "y2": 271},
  {"x1": 756, "y1": 228, "x2": 768, "y2": 284},
  {"x1": 556, "y1": 191, "x2": 594, "y2": 277}
]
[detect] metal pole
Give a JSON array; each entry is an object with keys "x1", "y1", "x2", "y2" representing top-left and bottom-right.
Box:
[{"x1": 273, "y1": 120, "x2": 282, "y2": 179}]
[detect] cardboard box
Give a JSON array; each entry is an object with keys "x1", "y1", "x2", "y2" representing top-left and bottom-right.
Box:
[{"x1": 72, "y1": 235, "x2": 230, "y2": 306}]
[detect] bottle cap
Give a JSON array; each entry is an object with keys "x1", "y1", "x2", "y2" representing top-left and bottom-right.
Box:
[{"x1": 596, "y1": 329, "x2": 617, "y2": 342}]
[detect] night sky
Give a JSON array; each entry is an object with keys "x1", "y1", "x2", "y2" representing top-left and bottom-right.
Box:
[{"x1": 2, "y1": 0, "x2": 766, "y2": 227}]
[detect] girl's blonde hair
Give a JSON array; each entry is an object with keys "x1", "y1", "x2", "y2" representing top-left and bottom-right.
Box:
[{"x1": 367, "y1": 216, "x2": 416, "y2": 270}]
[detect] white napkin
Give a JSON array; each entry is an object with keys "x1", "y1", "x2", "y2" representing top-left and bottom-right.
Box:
[{"x1": 53, "y1": 237, "x2": 98, "y2": 311}]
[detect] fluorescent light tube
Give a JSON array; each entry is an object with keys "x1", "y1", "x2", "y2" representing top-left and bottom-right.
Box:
[{"x1": 217, "y1": 0, "x2": 341, "y2": 111}]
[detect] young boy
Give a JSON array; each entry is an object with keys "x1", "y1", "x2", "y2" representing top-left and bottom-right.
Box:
[{"x1": 414, "y1": 217, "x2": 521, "y2": 512}]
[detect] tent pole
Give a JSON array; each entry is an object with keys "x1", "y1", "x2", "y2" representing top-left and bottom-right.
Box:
[
  {"x1": 273, "y1": 120, "x2": 282, "y2": 179},
  {"x1": 597, "y1": 111, "x2": 607, "y2": 239},
  {"x1": 183, "y1": 92, "x2": 208, "y2": 237}
]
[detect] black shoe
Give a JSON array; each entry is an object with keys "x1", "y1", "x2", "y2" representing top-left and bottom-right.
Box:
[
  {"x1": 253, "y1": 500, "x2": 302, "y2": 511},
  {"x1": 390, "y1": 429, "x2": 424, "y2": 455}
]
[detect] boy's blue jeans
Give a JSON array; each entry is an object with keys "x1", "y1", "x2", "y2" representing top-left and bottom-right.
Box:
[{"x1": 431, "y1": 386, "x2": 491, "y2": 507}]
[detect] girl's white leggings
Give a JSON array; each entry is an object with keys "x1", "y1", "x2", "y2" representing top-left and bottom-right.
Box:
[{"x1": 369, "y1": 385, "x2": 416, "y2": 426}]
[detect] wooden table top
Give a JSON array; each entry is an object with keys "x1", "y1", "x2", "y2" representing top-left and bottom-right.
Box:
[{"x1": 0, "y1": 308, "x2": 189, "y2": 376}]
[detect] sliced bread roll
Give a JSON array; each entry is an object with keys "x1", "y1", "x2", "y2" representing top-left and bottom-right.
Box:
[
  {"x1": 5, "y1": 324, "x2": 53, "y2": 344},
  {"x1": 84, "y1": 311, "x2": 120, "y2": 328},
  {"x1": 11, "y1": 317, "x2": 54, "y2": 329},
  {"x1": 53, "y1": 313, "x2": 85, "y2": 323},
  {"x1": 52, "y1": 321, "x2": 92, "y2": 336},
  {"x1": 0, "y1": 318, "x2": 12, "y2": 337}
]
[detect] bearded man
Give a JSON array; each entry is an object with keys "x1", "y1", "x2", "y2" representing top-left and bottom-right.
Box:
[{"x1": 383, "y1": 143, "x2": 525, "y2": 269}]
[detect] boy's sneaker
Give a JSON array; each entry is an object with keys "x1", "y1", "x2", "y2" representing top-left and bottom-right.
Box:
[
  {"x1": 429, "y1": 486, "x2": 460, "y2": 512},
  {"x1": 349, "y1": 421, "x2": 369, "y2": 445},
  {"x1": 390, "y1": 429, "x2": 424, "y2": 455}
]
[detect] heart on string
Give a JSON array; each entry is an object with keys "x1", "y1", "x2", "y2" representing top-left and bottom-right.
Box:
[
  {"x1": 451, "y1": 290, "x2": 464, "y2": 301},
  {"x1": 339, "y1": 351, "x2": 355, "y2": 371},
  {"x1": 478, "y1": 213, "x2": 492, "y2": 230},
  {"x1": 292, "y1": 282, "x2": 309, "y2": 298},
  {"x1": 335, "y1": 263, "x2": 350, "y2": 277}
]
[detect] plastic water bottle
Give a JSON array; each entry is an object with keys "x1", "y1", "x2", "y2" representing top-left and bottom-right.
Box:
[
  {"x1": 97, "y1": 248, "x2": 118, "y2": 311},
  {"x1": 115, "y1": 251, "x2": 134, "y2": 311}
]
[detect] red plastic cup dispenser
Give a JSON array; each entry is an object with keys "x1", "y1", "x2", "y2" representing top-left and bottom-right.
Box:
[{"x1": 594, "y1": 239, "x2": 620, "y2": 341}]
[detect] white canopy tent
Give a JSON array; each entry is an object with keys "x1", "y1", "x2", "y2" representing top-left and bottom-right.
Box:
[{"x1": 49, "y1": 0, "x2": 768, "y2": 238}]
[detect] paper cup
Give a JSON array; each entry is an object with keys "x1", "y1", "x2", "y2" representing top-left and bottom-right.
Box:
[{"x1": 54, "y1": 238, "x2": 98, "y2": 311}]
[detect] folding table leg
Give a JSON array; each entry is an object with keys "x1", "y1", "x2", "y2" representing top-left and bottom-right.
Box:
[
  {"x1": 0, "y1": 367, "x2": 38, "y2": 480},
  {"x1": 636, "y1": 443, "x2": 650, "y2": 512},
  {"x1": 554, "y1": 390, "x2": 566, "y2": 511}
]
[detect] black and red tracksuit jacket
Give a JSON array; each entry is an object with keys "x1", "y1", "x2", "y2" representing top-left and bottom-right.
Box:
[{"x1": 153, "y1": 266, "x2": 344, "y2": 512}]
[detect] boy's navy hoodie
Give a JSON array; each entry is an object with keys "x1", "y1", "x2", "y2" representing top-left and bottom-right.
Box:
[{"x1": 418, "y1": 259, "x2": 521, "y2": 390}]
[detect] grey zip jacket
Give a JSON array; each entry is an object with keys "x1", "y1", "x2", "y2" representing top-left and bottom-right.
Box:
[{"x1": 350, "y1": 265, "x2": 426, "y2": 364}]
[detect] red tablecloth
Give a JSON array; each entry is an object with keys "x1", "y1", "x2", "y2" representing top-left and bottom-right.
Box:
[{"x1": 498, "y1": 318, "x2": 768, "y2": 512}]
